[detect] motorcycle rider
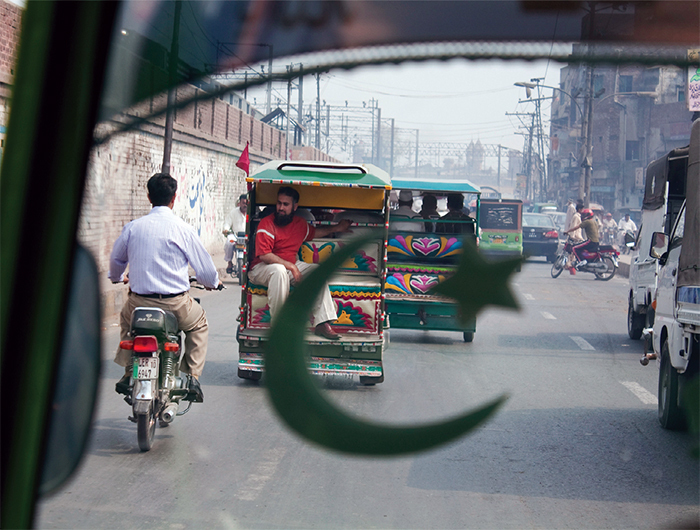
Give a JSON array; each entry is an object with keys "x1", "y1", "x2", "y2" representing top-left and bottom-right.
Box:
[
  {"x1": 601, "y1": 212, "x2": 618, "y2": 245},
  {"x1": 223, "y1": 194, "x2": 247, "y2": 274},
  {"x1": 618, "y1": 212, "x2": 638, "y2": 247},
  {"x1": 565, "y1": 208, "x2": 599, "y2": 273},
  {"x1": 109, "y1": 173, "x2": 222, "y2": 402}
]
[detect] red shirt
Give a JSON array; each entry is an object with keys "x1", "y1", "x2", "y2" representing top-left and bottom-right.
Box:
[{"x1": 251, "y1": 215, "x2": 316, "y2": 268}]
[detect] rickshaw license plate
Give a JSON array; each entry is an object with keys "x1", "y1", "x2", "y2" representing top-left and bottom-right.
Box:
[{"x1": 135, "y1": 357, "x2": 158, "y2": 379}]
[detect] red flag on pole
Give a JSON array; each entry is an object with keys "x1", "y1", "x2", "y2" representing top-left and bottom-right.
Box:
[{"x1": 236, "y1": 142, "x2": 250, "y2": 176}]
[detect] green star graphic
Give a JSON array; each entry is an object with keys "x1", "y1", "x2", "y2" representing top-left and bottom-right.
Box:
[{"x1": 431, "y1": 239, "x2": 522, "y2": 323}]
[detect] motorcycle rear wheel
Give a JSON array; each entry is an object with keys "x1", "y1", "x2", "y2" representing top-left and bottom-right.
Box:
[
  {"x1": 594, "y1": 256, "x2": 616, "y2": 281},
  {"x1": 137, "y1": 405, "x2": 156, "y2": 452},
  {"x1": 550, "y1": 254, "x2": 564, "y2": 278}
]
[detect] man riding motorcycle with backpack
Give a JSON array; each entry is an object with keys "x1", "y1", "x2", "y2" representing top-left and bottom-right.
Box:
[{"x1": 564, "y1": 208, "x2": 599, "y2": 275}]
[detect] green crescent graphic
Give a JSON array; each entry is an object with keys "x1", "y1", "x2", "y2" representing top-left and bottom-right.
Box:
[{"x1": 265, "y1": 231, "x2": 508, "y2": 455}]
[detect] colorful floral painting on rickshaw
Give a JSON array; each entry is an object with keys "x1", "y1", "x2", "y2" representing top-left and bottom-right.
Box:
[{"x1": 387, "y1": 235, "x2": 462, "y2": 259}]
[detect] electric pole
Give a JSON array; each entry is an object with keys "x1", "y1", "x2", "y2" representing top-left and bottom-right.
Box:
[{"x1": 162, "y1": 0, "x2": 181, "y2": 175}]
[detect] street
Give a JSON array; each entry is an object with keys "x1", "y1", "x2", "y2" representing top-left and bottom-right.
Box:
[{"x1": 36, "y1": 259, "x2": 699, "y2": 529}]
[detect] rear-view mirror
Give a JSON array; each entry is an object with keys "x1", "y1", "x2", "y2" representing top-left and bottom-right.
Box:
[
  {"x1": 39, "y1": 244, "x2": 101, "y2": 496},
  {"x1": 650, "y1": 232, "x2": 669, "y2": 260}
]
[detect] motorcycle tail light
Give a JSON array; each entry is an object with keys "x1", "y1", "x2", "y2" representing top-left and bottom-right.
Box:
[
  {"x1": 544, "y1": 231, "x2": 558, "y2": 238},
  {"x1": 133, "y1": 336, "x2": 158, "y2": 353},
  {"x1": 164, "y1": 342, "x2": 179, "y2": 352},
  {"x1": 119, "y1": 340, "x2": 134, "y2": 350}
]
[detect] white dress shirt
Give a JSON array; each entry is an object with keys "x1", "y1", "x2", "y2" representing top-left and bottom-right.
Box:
[
  {"x1": 109, "y1": 206, "x2": 219, "y2": 294},
  {"x1": 224, "y1": 208, "x2": 247, "y2": 235}
]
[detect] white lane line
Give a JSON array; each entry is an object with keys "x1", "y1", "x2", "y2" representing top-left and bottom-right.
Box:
[
  {"x1": 620, "y1": 381, "x2": 657, "y2": 405},
  {"x1": 570, "y1": 336, "x2": 595, "y2": 350},
  {"x1": 235, "y1": 447, "x2": 287, "y2": 501},
  {"x1": 523, "y1": 293, "x2": 535, "y2": 300},
  {"x1": 541, "y1": 311, "x2": 557, "y2": 320}
]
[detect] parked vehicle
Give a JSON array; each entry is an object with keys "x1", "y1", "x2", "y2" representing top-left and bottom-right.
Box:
[
  {"x1": 627, "y1": 145, "x2": 689, "y2": 339},
  {"x1": 387, "y1": 178, "x2": 480, "y2": 342},
  {"x1": 237, "y1": 161, "x2": 390, "y2": 384},
  {"x1": 644, "y1": 119, "x2": 699, "y2": 430},
  {"x1": 522, "y1": 213, "x2": 559, "y2": 262},
  {"x1": 547, "y1": 211, "x2": 567, "y2": 238},
  {"x1": 479, "y1": 199, "x2": 523, "y2": 268},
  {"x1": 550, "y1": 236, "x2": 619, "y2": 281}
]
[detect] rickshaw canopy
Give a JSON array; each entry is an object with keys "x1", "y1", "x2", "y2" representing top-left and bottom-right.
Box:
[
  {"x1": 248, "y1": 161, "x2": 392, "y2": 210},
  {"x1": 391, "y1": 178, "x2": 481, "y2": 195}
]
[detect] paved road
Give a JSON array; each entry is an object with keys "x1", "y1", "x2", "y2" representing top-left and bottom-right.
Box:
[{"x1": 36, "y1": 259, "x2": 699, "y2": 529}]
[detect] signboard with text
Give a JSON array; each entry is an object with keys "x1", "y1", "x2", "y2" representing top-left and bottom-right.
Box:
[{"x1": 689, "y1": 49, "x2": 700, "y2": 112}]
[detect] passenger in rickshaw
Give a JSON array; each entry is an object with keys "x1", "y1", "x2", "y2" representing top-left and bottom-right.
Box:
[
  {"x1": 247, "y1": 186, "x2": 353, "y2": 340},
  {"x1": 437, "y1": 193, "x2": 476, "y2": 240},
  {"x1": 419, "y1": 193, "x2": 440, "y2": 232},
  {"x1": 390, "y1": 189, "x2": 421, "y2": 231}
]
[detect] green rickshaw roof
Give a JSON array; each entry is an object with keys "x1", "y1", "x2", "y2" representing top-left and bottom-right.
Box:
[
  {"x1": 391, "y1": 178, "x2": 481, "y2": 194},
  {"x1": 248, "y1": 161, "x2": 392, "y2": 189}
]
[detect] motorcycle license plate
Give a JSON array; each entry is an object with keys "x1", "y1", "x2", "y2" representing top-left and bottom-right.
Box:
[{"x1": 134, "y1": 357, "x2": 158, "y2": 380}]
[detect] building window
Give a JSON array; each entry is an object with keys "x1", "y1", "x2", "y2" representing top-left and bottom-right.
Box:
[
  {"x1": 678, "y1": 86, "x2": 686, "y2": 102},
  {"x1": 593, "y1": 75, "x2": 605, "y2": 97},
  {"x1": 619, "y1": 75, "x2": 633, "y2": 93},
  {"x1": 626, "y1": 140, "x2": 640, "y2": 160}
]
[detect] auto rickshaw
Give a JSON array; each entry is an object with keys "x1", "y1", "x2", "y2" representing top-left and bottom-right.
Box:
[
  {"x1": 479, "y1": 199, "x2": 523, "y2": 267},
  {"x1": 386, "y1": 178, "x2": 480, "y2": 342},
  {"x1": 237, "y1": 161, "x2": 391, "y2": 384}
]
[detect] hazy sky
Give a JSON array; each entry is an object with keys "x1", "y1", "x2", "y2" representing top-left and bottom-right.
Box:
[{"x1": 250, "y1": 57, "x2": 564, "y2": 168}]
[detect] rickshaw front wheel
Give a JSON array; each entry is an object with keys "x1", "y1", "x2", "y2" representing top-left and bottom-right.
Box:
[
  {"x1": 360, "y1": 374, "x2": 384, "y2": 385},
  {"x1": 463, "y1": 332, "x2": 474, "y2": 343},
  {"x1": 238, "y1": 368, "x2": 262, "y2": 381}
]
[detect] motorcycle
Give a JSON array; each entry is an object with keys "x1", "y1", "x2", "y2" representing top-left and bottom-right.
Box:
[
  {"x1": 619, "y1": 228, "x2": 636, "y2": 254},
  {"x1": 118, "y1": 281, "x2": 223, "y2": 451},
  {"x1": 550, "y1": 236, "x2": 619, "y2": 281},
  {"x1": 226, "y1": 231, "x2": 246, "y2": 283}
]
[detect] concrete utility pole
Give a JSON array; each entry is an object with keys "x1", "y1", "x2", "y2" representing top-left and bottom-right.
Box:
[
  {"x1": 297, "y1": 65, "x2": 303, "y2": 145},
  {"x1": 376, "y1": 107, "x2": 381, "y2": 167},
  {"x1": 415, "y1": 129, "x2": 419, "y2": 178},
  {"x1": 161, "y1": 0, "x2": 182, "y2": 175},
  {"x1": 266, "y1": 45, "x2": 273, "y2": 115},
  {"x1": 285, "y1": 65, "x2": 291, "y2": 159},
  {"x1": 390, "y1": 118, "x2": 395, "y2": 177},
  {"x1": 315, "y1": 73, "x2": 321, "y2": 149}
]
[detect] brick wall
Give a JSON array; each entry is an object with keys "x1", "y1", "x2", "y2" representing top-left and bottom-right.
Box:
[{"x1": 0, "y1": 0, "x2": 21, "y2": 78}]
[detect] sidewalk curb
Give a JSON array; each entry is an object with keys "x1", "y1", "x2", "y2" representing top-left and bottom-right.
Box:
[{"x1": 618, "y1": 254, "x2": 632, "y2": 279}]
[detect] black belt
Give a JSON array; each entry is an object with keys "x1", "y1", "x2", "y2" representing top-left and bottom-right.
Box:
[{"x1": 130, "y1": 291, "x2": 186, "y2": 299}]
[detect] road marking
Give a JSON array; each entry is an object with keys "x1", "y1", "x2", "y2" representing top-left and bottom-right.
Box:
[
  {"x1": 541, "y1": 311, "x2": 556, "y2": 320},
  {"x1": 570, "y1": 336, "x2": 595, "y2": 350},
  {"x1": 620, "y1": 381, "x2": 657, "y2": 405},
  {"x1": 523, "y1": 293, "x2": 535, "y2": 300},
  {"x1": 235, "y1": 447, "x2": 287, "y2": 501}
]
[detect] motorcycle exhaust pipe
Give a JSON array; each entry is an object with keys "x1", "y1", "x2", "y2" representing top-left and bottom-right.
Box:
[{"x1": 161, "y1": 403, "x2": 178, "y2": 423}]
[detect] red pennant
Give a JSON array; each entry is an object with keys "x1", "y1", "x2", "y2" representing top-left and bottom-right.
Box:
[{"x1": 236, "y1": 142, "x2": 250, "y2": 176}]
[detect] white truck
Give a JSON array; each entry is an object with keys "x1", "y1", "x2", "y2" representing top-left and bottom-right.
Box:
[
  {"x1": 627, "y1": 146, "x2": 688, "y2": 339},
  {"x1": 646, "y1": 118, "x2": 699, "y2": 431}
]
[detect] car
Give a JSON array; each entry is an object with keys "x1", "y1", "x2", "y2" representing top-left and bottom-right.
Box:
[
  {"x1": 522, "y1": 213, "x2": 559, "y2": 262},
  {"x1": 547, "y1": 212, "x2": 567, "y2": 238}
]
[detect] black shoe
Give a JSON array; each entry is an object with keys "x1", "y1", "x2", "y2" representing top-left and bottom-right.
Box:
[
  {"x1": 226, "y1": 264, "x2": 234, "y2": 274},
  {"x1": 115, "y1": 374, "x2": 131, "y2": 395},
  {"x1": 187, "y1": 376, "x2": 204, "y2": 403}
]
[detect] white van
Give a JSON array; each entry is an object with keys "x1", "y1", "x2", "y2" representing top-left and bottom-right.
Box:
[
  {"x1": 627, "y1": 146, "x2": 688, "y2": 339},
  {"x1": 648, "y1": 118, "x2": 699, "y2": 430}
]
